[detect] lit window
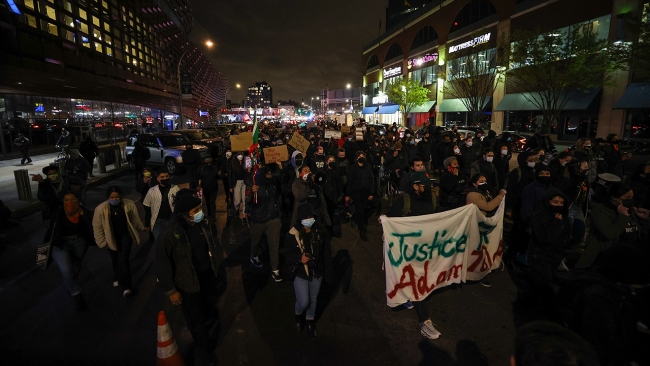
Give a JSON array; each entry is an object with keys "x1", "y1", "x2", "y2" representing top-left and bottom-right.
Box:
[
  {"x1": 64, "y1": 1, "x2": 72, "y2": 12},
  {"x1": 79, "y1": 9, "x2": 87, "y2": 20},
  {"x1": 82, "y1": 37, "x2": 90, "y2": 48},
  {"x1": 93, "y1": 29, "x2": 100, "y2": 38},
  {"x1": 105, "y1": 34, "x2": 112, "y2": 44},
  {"x1": 25, "y1": 14, "x2": 37, "y2": 28},
  {"x1": 126, "y1": 55, "x2": 131, "y2": 63},
  {"x1": 63, "y1": 14, "x2": 73, "y2": 27},
  {"x1": 46, "y1": 6, "x2": 56, "y2": 20},
  {"x1": 106, "y1": 47, "x2": 112, "y2": 56},
  {"x1": 95, "y1": 42, "x2": 102, "y2": 52},
  {"x1": 46, "y1": 22, "x2": 58, "y2": 35},
  {"x1": 102, "y1": 0, "x2": 107, "y2": 8},
  {"x1": 79, "y1": 22, "x2": 88, "y2": 34},
  {"x1": 93, "y1": 16, "x2": 100, "y2": 27},
  {"x1": 104, "y1": 23, "x2": 110, "y2": 32},
  {"x1": 24, "y1": 0, "x2": 35, "y2": 10},
  {"x1": 63, "y1": 29, "x2": 76, "y2": 42}
]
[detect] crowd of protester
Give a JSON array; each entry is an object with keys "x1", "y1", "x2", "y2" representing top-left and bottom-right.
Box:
[{"x1": 28, "y1": 118, "x2": 649, "y2": 365}]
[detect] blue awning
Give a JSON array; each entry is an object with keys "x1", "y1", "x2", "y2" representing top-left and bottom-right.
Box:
[
  {"x1": 362, "y1": 106, "x2": 378, "y2": 114},
  {"x1": 613, "y1": 83, "x2": 650, "y2": 109},
  {"x1": 377, "y1": 104, "x2": 400, "y2": 114},
  {"x1": 494, "y1": 88, "x2": 601, "y2": 111}
]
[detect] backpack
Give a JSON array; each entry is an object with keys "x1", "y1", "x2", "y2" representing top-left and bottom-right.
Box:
[{"x1": 401, "y1": 188, "x2": 437, "y2": 216}]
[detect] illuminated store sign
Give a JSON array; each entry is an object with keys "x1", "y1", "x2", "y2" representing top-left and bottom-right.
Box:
[
  {"x1": 383, "y1": 66, "x2": 402, "y2": 78},
  {"x1": 372, "y1": 95, "x2": 389, "y2": 105},
  {"x1": 407, "y1": 52, "x2": 438, "y2": 69},
  {"x1": 35, "y1": 103, "x2": 44, "y2": 113},
  {"x1": 449, "y1": 33, "x2": 491, "y2": 54}
]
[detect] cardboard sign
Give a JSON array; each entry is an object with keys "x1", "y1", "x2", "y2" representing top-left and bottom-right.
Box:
[
  {"x1": 289, "y1": 133, "x2": 311, "y2": 153},
  {"x1": 230, "y1": 132, "x2": 253, "y2": 152},
  {"x1": 324, "y1": 130, "x2": 341, "y2": 139},
  {"x1": 306, "y1": 122, "x2": 316, "y2": 129},
  {"x1": 340, "y1": 125, "x2": 351, "y2": 133},
  {"x1": 263, "y1": 145, "x2": 289, "y2": 164},
  {"x1": 355, "y1": 130, "x2": 364, "y2": 141}
]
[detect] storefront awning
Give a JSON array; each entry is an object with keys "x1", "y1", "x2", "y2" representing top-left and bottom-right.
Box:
[
  {"x1": 377, "y1": 104, "x2": 400, "y2": 114},
  {"x1": 361, "y1": 106, "x2": 378, "y2": 114},
  {"x1": 613, "y1": 83, "x2": 650, "y2": 109},
  {"x1": 494, "y1": 88, "x2": 601, "y2": 111},
  {"x1": 438, "y1": 97, "x2": 491, "y2": 113},
  {"x1": 409, "y1": 101, "x2": 436, "y2": 113}
]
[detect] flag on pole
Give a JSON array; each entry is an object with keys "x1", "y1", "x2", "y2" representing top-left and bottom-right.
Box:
[{"x1": 248, "y1": 108, "x2": 260, "y2": 161}]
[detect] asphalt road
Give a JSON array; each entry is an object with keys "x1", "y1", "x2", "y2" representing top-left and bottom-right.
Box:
[{"x1": 0, "y1": 171, "x2": 520, "y2": 366}]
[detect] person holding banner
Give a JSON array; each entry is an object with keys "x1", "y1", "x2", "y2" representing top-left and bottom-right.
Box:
[{"x1": 385, "y1": 171, "x2": 441, "y2": 340}]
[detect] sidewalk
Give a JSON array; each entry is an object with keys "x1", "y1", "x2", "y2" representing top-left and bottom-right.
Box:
[{"x1": 0, "y1": 152, "x2": 129, "y2": 218}]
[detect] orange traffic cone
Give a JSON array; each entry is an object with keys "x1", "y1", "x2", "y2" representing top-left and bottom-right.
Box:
[{"x1": 157, "y1": 310, "x2": 185, "y2": 366}]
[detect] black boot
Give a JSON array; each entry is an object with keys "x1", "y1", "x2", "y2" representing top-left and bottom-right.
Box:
[
  {"x1": 295, "y1": 315, "x2": 304, "y2": 332},
  {"x1": 306, "y1": 320, "x2": 317, "y2": 339},
  {"x1": 360, "y1": 229, "x2": 368, "y2": 242},
  {"x1": 73, "y1": 293, "x2": 87, "y2": 311}
]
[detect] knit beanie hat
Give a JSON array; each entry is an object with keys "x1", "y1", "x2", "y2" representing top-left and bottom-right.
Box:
[{"x1": 394, "y1": 141, "x2": 402, "y2": 150}]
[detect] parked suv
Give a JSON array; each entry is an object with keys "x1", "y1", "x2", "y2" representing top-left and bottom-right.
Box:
[
  {"x1": 164, "y1": 129, "x2": 222, "y2": 157},
  {"x1": 125, "y1": 133, "x2": 209, "y2": 174}
]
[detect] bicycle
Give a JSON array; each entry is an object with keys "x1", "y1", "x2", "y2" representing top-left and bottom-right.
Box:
[
  {"x1": 378, "y1": 167, "x2": 401, "y2": 207},
  {"x1": 55, "y1": 144, "x2": 69, "y2": 162}
]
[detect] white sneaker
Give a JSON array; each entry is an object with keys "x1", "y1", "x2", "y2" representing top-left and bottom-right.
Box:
[
  {"x1": 113, "y1": 281, "x2": 119, "y2": 287},
  {"x1": 123, "y1": 289, "x2": 132, "y2": 297},
  {"x1": 420, "y1": 319, "x2": 441, "y2": 340}
]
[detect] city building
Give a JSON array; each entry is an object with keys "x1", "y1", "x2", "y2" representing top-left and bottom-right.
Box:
[
  {"x1": 320, "y1": 87, "x2": 361, "y2": 115},
  {"x1": 362, "y1": 0, "x2": 650, "y2": 141},
  {"x1": 246, "y1": 81, "x2": 272, "y2": 108},
  {"x1": 0, "y1": 0, "x2": 229, "y2": 134}
]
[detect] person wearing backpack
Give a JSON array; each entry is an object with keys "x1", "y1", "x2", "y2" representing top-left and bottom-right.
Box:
[{"x1": 384, "y1": 171, "x2": 442, "y2": 340}]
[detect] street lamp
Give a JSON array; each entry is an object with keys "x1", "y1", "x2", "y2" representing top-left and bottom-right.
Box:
[{"x1": 177, "y1": 40, "x2": 213, "y2": 130}]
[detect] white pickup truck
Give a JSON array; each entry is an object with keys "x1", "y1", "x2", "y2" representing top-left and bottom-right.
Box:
[{"x1": 125, "y1": 133, "x2": 209, "y2": 174}]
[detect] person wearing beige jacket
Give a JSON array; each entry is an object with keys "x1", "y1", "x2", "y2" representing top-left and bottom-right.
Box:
[{"x1": 93, "y1": 185, "x2": 149, "y2": 297}]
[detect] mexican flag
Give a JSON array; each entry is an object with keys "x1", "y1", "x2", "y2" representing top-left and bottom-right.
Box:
[{"x1": 248, "y1": 110, "x2": 260, "y2": 163}]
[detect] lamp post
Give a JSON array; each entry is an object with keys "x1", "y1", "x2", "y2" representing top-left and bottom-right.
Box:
[{"x1": 176, "y1": 40, "x2": 213, "y2": 130}]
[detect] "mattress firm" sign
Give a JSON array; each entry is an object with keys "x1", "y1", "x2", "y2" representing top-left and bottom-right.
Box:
[{"x1": 449, "y1": 33, "x2": 491, "y2": 54}]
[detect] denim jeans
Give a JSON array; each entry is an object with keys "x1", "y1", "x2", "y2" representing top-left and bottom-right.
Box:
[
  {"x1": 233, "y1": 180, "x2": 246, "y2": 217},
  {"x1": 51, "y1": 237, "x2": 88, "y2": 296},
  {"x1": 108, "y1": 235, "x2": 133, "y2": 290},
  {"x1": 152, "y1": 217, "x2": 171, "y2": 241},
  {"x1": 294, "y1": 276, "x2": 322, "y2": 320}
]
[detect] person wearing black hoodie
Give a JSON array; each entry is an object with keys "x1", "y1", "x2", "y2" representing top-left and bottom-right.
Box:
[
  {"x1": 493, "y1": 143, "x2": 511, "y2": 190},
  {"x1": 525, "y1": 188, "x2": 570, "y2": 321},
  {"x1": 504, "y1": 152, "x2": 538, "y2": 263},
  {"x1": 285, "y1": 203, "x2": 333, "y2": 339},
  {"x1": 432, "y1": 133, "x2": 452, "y2": 172},
  {"x1": 416, "y1": 131, "x2": 432, "y2": 172},
  {"x1": 346, "y1": 151, "x2": 375, "y2": 241},
  {"x1": 247, "y1": 167, "x2": 283, "y2": 282}
]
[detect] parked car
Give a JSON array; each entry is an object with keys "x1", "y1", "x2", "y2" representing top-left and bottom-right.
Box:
[
  {"x1": 166, "y1": 129, "x2": 223, "y2": 157},
  {"x1": 496, "y1": 133, "x2": 529, "y2": 152},
  {"x1": 125, "y1": 133, "x2": 209, "y2": 174}
]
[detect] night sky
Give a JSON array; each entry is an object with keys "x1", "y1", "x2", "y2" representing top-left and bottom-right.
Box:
[{"x1": 189, "y1": 0, "x2": 386, "y2": 104}]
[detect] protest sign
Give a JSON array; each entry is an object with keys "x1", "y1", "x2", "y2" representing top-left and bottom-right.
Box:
[
  {"x1": 340, "y1": 125, "x2": 351, "y2": 133},
  {"x1": 324, "y1": 130, "x2": 341, "y2": 139},
  {"x1": 306, "y1": 122, "x2": 316, "y2": 129},
  {"x1": 289, "y1": 133, "x2": 311, "y2": 153},
  {"x1": 230, "y1": 132, "x2": 253, "y2": 152},
  {"x1": 355, "y1": 130, "x2": 364, "y2": 141},
  {"x1": 379, "y1": 201, "x2": 504, "y2": 307},
  {"x1": 263, "y1": 145, "x2": 289, "y2": 164}
]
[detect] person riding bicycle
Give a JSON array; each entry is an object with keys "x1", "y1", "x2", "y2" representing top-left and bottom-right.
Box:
[{"x1": 56, "y1": 128, "x2": 71, "y2": 154}]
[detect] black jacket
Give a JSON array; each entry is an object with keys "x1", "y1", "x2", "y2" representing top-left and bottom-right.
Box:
[
  {"x1": 346, "y1": 163, "x2": 375, "y2": 195},
  {"x1": 416, "y1": 139, "x2": 432, "y2": 162},
  {"x1": 156, "y1": 218, "x2": 223, "y2": 295},
  {"x1": 529, "y1": 188, "x2": 570, "y2": 250},
  {"x1": 44, "y1": 206, "x2": 95, "y2": 249},
  {"x1": 246, "y1": 182, "x2": 280, "y2": 223},
  {"x1": 79, "y1": 139, "x2": 99, "y2": 160},
  {"x1": 285, "y1": 224, "x2": 333, "y2": 281},
  {"x1": 439, "y1": 169, "x2": 467, "y2": 208},
  {"x1": 195, "y1": 163, "x2": 220, "y2": 192},
  {"x1": 181, "y1": 148, "x2": 200, "y2": 172},
  {"x1": 386, "y1": 192, "x2": 435, "y2": 217}
]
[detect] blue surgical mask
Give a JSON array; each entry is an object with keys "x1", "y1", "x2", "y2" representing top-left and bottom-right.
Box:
[
  {"x1": 193, "y1": 210, "x2": 204, "y2": 223},
  {"x1": 301, "y1": 218, "x2": 315, "y2": 228},
  {"x1": 409, "y1": 140, "x2": 414, "y2": 145},
  {"x1": 108, "y1": 199, "x2": 120, "y2": 206}
]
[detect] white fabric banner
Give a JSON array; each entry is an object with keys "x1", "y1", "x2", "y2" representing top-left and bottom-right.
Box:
[{"x1": 380, "y1": 201, "x2": 505, "y2": 307}]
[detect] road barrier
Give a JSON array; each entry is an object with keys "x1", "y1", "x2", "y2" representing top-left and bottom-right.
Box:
[{"x1": 14, "y1": 169, "x2": 32, "y2": 200}]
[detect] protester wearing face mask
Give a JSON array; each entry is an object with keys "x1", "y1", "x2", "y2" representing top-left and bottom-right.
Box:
[
  {"x1": 143, "y1": 169, "x2": 180, "y2": 240},
  {"x1": 459, "y1": 136, "x2": 481, "y2": 176},
  {"x1": 466, "y1": 173, "x2": 506, "y2": 217},
  {"x1": 322, "y1": 155, "x2": 344, "y2": 236},
  {"x1": 573, "y1": 138, "x2": 599, "y2": 184},
  {"x1": 44, "y1": 191, "x2": 94, "y2": 311},
  {"x1": 291, "y1": 166, "x2": 331, "y2": 228},
  {"x1": 343, "y1": 134, "x2": 359, "y2": 165},
  {"x1": 156, "y1": 189, "x2": 223, "y2": 364},
  {"x1": 581, "y1": 184, "x2": 649, "y2": 268},
  {"x1": 219, "y1": 150, "x2": 233, "y2": 205},
  {"x1": 548, "y1": 151, "x2": 572, "y2": 186},
  {"x1": 505, "y1": 152, "x2": 538, "y2": 216},
  {"x1": 230, "y1": 152, "x2": 250, "y2": 220},
  {"x1": 439, "y1": 157, "x2": 467, "y2": 211},
  {"x1": 135, "y1": 167, "x2": 157, "y2": 202},
  {"x1": 524, "y1": 189, "x2": 571, "y2": 320},
  {"x1": 33, "y1": 165, "x2": 87, "y2": 222},
  {"x1": 493, "y1": 144, "x2": 511, "y2": 190},
  {"x1": 416, "y1": 133, "x2": 432, "y2": 172},
  {"x1": 195, "y1": 157, "x2": 221, "y2": 219},
  {"x1": 93, "y1": 186, "x2": 149, "y2": 297},
  {"x1": 554, "y1": 160, "x2": 591, "y2": 257},
  {"x1": 469, "y1": 148, "x2": 499, "y2": 195},
  {"x1": 345, "y1": 152, "x2": 375, "y2": 241},
  {"x1": 403, "y1": 137, "x2": 417, "y2": 162},
  {"x1": 285, "y1": 203, "x2": 333, "y2": 339}
]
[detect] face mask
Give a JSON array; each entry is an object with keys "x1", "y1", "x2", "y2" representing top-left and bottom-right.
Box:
[
  {"x1": 48, "y1": 174, "x2": 59, "y2": 181},
  {"x1": 527, "y1": 162, "x2": 536, "y2": 168},
  {"x1": 560, "y1": 161, "x2": 568, "y2": 167},
  {"x1": 302, "y1": 173, "x2": 311, "y2": 181},
  {"x1": 486, "y1": 156, "x2": 493, "y2": 163},
  {"x1": 328, "y1": 162, "x2": 336, "y2": 169},
  {"x1": 583, "y1": 145, "x2": 592, "y2": 150},
  {"x1": 466, "y1": 142, "x2": 473, "y2": 147},
  {"x1": 143, "y1": 172, "x2": 152, "y2": 177},
  {"x1": 301, "y1": 218, "x2": 315, "y2": 228},
  {"x1": 226, "y1": 152, "x2": 232, "y2": 158},
  {"x1": 108, "y1": 199, "x2": 121, "y2": 206},
  {"x1": 159, "y1": 178, "x2": 169, "y2": 186},
  {"x1": 537, "y1": 176, "x2": 552, "y2": 186},
  {"x1": 348, "y1": 138, "x2": 352, "y2": 142},
  {"x1": 447, "y1": 166, "x2": 457, "y2": 173},
  {"x1": 192, "y1": 210, "x2": 204, "y2": 223},
  {"x1": 501, "y1": 149, "x2": 508, "y2": 155},
  {"x1": 477, "y1": 183, "x2": 489, "y2": 191},
  {"x1": 358, "y1": 157, "x2": 366, "y2": 164},
  {"x1": 549, "y1": 205, "x2": 564, "y2": 214},
  {"x1": 407, "y1": 140, "x2": 413, "y2": 145},
  {"x1": 406, "y1": 134, "x2": 411, "y2": 137},
  {"x1": 621, "y1": 199, "x2": 634, "y2": 208},
  {"x1": 454, "y1": 148, "x2": 460, "y2": 154},
  {"x1": 237, "y1": 155, "x2": 243, "y2": 161}
]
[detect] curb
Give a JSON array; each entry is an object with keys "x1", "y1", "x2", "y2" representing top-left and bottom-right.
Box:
[{"x1": 10, "y1": 166, "x2": 131, "y2": 220}]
